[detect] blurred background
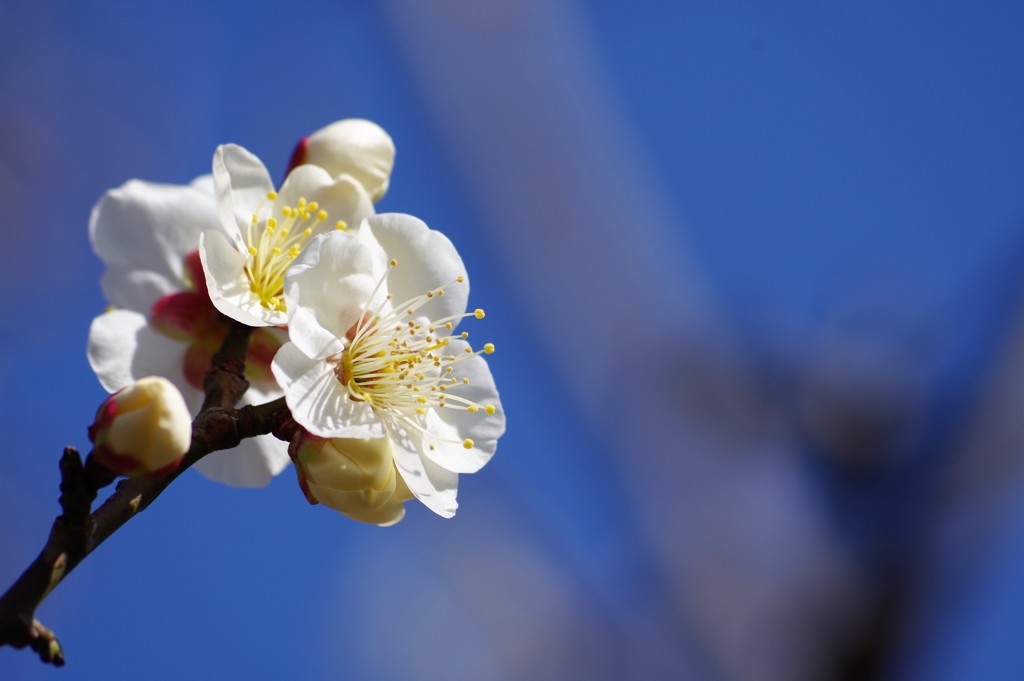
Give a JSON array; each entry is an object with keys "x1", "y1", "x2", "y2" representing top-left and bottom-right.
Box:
[{"x1": 3, "y1": 0, "x2": 1024, "y2": 679}]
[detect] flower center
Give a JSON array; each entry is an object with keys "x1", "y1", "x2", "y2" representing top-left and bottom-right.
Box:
[
  {"x1": 244, "y1": 192, "x2": 348, "y2": 312},
  {"x1": 326, "y1": 260, "x2": 496, "y2": 450}
]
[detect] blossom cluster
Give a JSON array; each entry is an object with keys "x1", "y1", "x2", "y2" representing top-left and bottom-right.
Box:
[{"x1": 87, "y1": 120, "x2": 505, "y2": 525}]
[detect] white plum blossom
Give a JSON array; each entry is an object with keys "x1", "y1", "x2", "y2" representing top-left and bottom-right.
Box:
[
  {"x1": 87, "y1": 176, "x2": 290, "y2": 488},
  {"x1": 199, "y1": 144, "x2": 375, "y2": 328},
  {"x1": 290, "y1": 119, "x2": 396, "y2": 202},
  {"x1": 271, "y1": 214, "x2": 505, "y2": 518}
]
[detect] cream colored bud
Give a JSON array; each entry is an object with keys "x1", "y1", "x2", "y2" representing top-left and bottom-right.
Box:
[
  {"x1": 303, "y1": 119, "x2": 395, "y2": 202},
  {"x1": 89, "y1": 376, "x2": 192, "y2": 477},
  {"x1": 294, "y1": 435, "x2": 412, "y2": 526}
]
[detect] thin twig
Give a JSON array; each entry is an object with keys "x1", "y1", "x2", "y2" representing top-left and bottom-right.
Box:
[{"x1": 0, "y1": 320, "x2": 290, "y2": 665}]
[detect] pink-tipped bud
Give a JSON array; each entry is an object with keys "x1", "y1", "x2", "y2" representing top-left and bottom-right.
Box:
[
  {"x1": 293, "y1": 432, "x2": 412, "y2": 526},
  {"x1": 89, "y1": 377, "x2": 192, "y2": 478},
  {"x1": 291, "y1": 119, "x2": 396, "y2": 202}
]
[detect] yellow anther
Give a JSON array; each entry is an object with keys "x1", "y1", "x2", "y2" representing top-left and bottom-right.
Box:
[
  {"x1": 303, "y1": 228, "x2": 312, "y2": 237},
  {"x1": 248, "y1": 246, "x2": 258, "y2": 256},
  {"x1": 464, "y1": 347, "x2": 473, "y2": 353},
  {"x1": 272, "y1": 247, "x2": 282, "y2": 255},
  {"x1": 307, "y1": 201, "x2": 319, "y2": 211},
  {"x1": 445, "y1": 322, "x2": 453, "y2": 330},
  {"x1": 417, "y1": 396, "x2": 427, "y2": 404},
  {"x1": 281, "y1": 228, "x2": 290, "y2": 237},
  {"x1": 300, "y1": 210, "x2": 311, "y2": 220},
  {"x1": 266, "y1": 191, "x2": 278, "y2": 200},
  {"x1": 463, "y1": 438, "x2": 475, "y2": 449},
  {"x1": 282, "y1": 206, "x2": 293, "y2": 217},
  {"x1": 463, "y1": 377, "x2": 470, "y2": 384},
  {"x1": 461, "y1": 332, "x2": 469, "y2": 339},
  {"x1": 251, "y1": 213, "x2": 259, "y2": 224},
  {"x1": 474, "y1": 309, "x2": 486, "y2": 319},
  {"x1": 267, "y1": 218, "x2": 278, "y2": 229},
  {"x1": 316, "y1": 210, "x2": 327, "y2": 221},
  {"x1": 288, "y1": 246, "x2": 300, "y2": 257},
  {"x1": 298, "y1": 197, "x2": 307, "y2": 208},
  {"x1": 485, "y1": 404, "x2": 496, "y2": 415},
  {"x1": 467, "y1": 405, "x2": 479, "y2": 413},
  {"x1": 335, "y1": 220, "x2": 347, "y2": 231},
  {"x1": 457, "y1": 276, "x2": 465, "y2": 283},
  {"x1": 390, "y1": 258, "x2": 398, "y2": 267},
  {"x1": 416, "y1": 408, "x2": 426, "y2": 415},
  {"x1": 483, "y1": 343, "x2": 495, "y2": 354}
]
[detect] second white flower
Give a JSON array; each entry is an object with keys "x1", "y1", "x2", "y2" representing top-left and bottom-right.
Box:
[{"x1": 271, "y1": 214, "x2": 505, "y2": 518}]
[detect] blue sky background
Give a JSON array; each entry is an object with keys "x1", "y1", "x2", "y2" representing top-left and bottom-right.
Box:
[{"x1": 3, "y1": 1, "x2": 1024, "y2": 679}]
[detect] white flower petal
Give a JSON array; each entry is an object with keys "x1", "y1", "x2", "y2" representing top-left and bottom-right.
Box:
[
  {"x1": 434, "y1": 342, "x2": 505, "y2": 439},
  {"x1": 309, "y1": 174, "x2": 375, "y2": 233},
  {"x1": 284, "y1": 231, "x2": 387, "y2": 348},
  {"x1": 87, "y1": 310, "x2": 202, "y2": 413},
  {"x1": 363, "y1": 214, "x2": 470, "y2": 326},
  {"x1": 287, "y1": 305, "x2": 342, "y2": 361},
  {"x1": 276, "y1": 163, "x2": 334, "y2": 210},
  {"x1": 99, "y1": 270, "x2": 185, "y2": 315},
  {"x1": 192, "y1": 434, "x2": 289, "y2": 488},
  {"x1": 274, "y1": 168, "x2": 373, "y2": 247},
  {"x1": 90, "y1": 179, "x2": 218, "y2": 312},
  {"x1": 303, "y1": 119, "x2": 396, "y2": 201},
  {"x1": 199, "y1": 230, "x2": 282, "y2": 327},
  {"x1": 420, "y1": 354, "x2": 504, "y2": 474},
  {"x1": 272, "y1": 342, "x2": 385, "y2": 439},
  {"x1": 189, "y1": 173, "x2": 215, "y2": 196},
  {"x1": 212, "y1": 144, "x2": 274, "y2": 243},
  {"x1": 388, "y1": 423, "x2": 458, "y2": 518}
]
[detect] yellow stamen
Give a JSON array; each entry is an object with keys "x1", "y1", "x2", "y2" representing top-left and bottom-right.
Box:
[
  {"x1": 243, "y1": 187, "x2": 331, "y2": 314},
  {"x1": 325, "y1": 271, "x2": 498, "y2": 451}
]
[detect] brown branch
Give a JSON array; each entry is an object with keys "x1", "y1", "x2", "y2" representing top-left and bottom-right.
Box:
[
  {"x1": 202, "y1": 321, "x2": 254, "y2": 411},
  {"x1": 0, "y1": 320, "x2": 292, "y2": 665}
]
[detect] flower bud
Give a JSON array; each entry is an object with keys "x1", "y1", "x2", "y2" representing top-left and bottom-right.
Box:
[
  {"x1": 88, "y1": 376, "x2": 192, "y2": 477},
  {"x1": 293, "y1": 433, "x2": 412, "y2": 526},
  {"x1": 289, "y1": 119, "x2": 395, "y2": 202}
]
